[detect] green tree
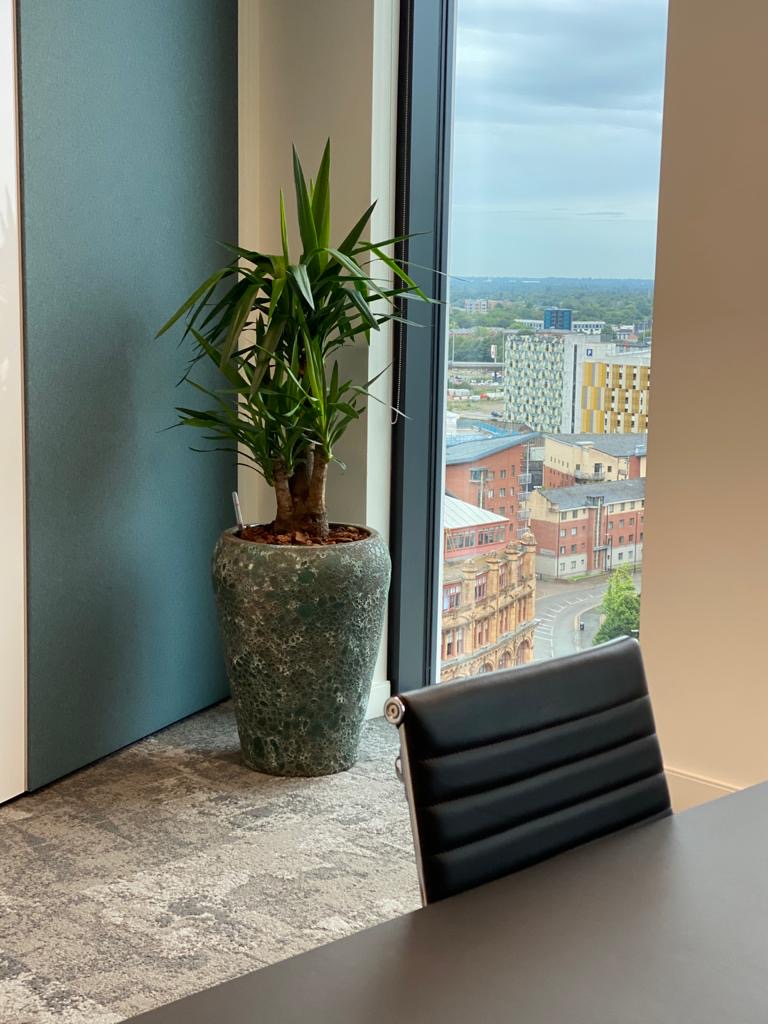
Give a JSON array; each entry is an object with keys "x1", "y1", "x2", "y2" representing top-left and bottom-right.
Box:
[{"x1": 593, "y1": 565, "x2": 641, "y2": 645}]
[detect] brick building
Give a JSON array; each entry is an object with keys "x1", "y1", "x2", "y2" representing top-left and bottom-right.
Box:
[
  {"x1": 440, "y1": 496, "x2": 537, "y2": 681},
  {"x1": 542, "y1": 433, "x2": 647, "y2": 488},
  {"x1": 528, "y1": 478, "x2": 645, "y2": 579},
  {"x1": 444, "y1": 433, "x2": 542, "y2": 527}
]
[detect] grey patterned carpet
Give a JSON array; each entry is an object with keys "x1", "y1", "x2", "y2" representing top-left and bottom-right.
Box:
[{"x1": 0, "y1": 703, "x2": 420, "y2": 1023}]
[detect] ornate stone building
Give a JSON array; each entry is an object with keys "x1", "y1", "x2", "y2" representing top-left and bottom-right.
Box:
[{"x1": 440, "y1": 496, "x2": 537, "y2": 682}]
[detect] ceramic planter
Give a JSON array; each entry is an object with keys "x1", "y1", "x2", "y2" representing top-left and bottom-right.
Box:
[{"x1": 212, "y1": 526, "x2": 391, "y2": 776}]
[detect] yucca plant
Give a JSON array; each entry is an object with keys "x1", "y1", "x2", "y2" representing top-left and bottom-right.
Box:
[{"x1": 157, "y1": 142, "x2": 424, "y2": 543}]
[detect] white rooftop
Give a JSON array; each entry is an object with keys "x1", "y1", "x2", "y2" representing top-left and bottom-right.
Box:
[{"x1": 444, "y1": 495, "x2": 508, "y2": 531}]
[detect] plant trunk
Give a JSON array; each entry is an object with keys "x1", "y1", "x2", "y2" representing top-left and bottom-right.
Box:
[{"x1": 272, "y1": 454, "x2": 329, "y2": 542}]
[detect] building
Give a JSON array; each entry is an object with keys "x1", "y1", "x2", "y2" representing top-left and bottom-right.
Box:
[
  {"x1": 441, "y1": 496, "x2": 536, "y2": 680},
  {"x1": 444, "y1": 432, "x2": 542, "y2": 528},
  {"x1": 542, "y1": 433, "x2": 647, "y2": 488},
  {"x1": 463, "y1": 298, "x2": 488, "y2": 313},
  {"x1": 543, "y1": 307, "x2": 573, "y2": 331},
  {"x1": 580, "y1": 349, "x2": 651, "y2": 433},
  {"x1": 502, "y1": 332, "x2": 652, "y2": 435},
  {"x1": 527, "y1": 478, "x2": 646, "y2": 578},
  {"x1": 572, "y1": 320, "x2": 606, "y2": 335},
  {"x1": 515, "y1": 317, "x2": 544, "y2": 330},
  {"x1": 502, "y1": 332, "x2": 618, "y2": 432}
]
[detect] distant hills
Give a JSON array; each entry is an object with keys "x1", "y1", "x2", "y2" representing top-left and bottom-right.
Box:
[
  {"x1": 449, "y1": 276, "x2": 653, "y2": 298},
  {"x1": 448, "y1": 277, "x2": 654, "y2": 326}
]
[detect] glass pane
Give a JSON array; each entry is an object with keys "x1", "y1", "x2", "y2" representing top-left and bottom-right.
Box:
[{"x1": 439, "y1": 0, "x2": 667, "y2": 680}]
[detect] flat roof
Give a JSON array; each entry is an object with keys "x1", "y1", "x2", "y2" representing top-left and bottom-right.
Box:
[
  {"x1": 547, "y1": 432, "x2": 648, "y2": 457},
  {"x1": 445, "y1": 432, "x2": 541, "y2": 466},
  {"x1": 444, "y1": 495, "x2": 508, "y2": 530},
  {"x1": 537, "y1": 478, "x2": 645, "y2": 510}
]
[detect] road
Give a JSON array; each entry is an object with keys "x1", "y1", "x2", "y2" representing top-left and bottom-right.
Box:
[{"x1": 533, "y1": 572, "x2": 642, "y2": 661}]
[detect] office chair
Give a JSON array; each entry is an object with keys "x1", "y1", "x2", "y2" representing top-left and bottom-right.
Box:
[{"x1": 386, "y1": 637, "x2": 670, "y2": 904}]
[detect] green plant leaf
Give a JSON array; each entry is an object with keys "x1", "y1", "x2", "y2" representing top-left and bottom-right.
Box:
[
  {"x1": 311, "y1": 139, "x2": 332, "y2": 256},
  {"x1": 155, "y1": 267, "x2": 232, "y2": 338},
  {"x1": 288, "y1": 264, "x2": 315, "y2": 309},
  {"x1": 220, "y1": 283, "x2": 261, "y2": 367},
  {"x1": 292, "y1": 146, "x2": 319, "y2": 256},
  {"x1": 338, "y1": 202, "x2": 376, "y2": 254},
  {"x1": 279, "y1": 189, "x2": 290, "y2": 263},
  {"x1": 369, "y1": 246, "x2": 426, "y2": 296}
]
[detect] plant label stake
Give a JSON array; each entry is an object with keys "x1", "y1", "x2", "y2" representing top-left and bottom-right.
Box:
[{"x1": 232, "y1": 491, "x2": 244, "y2": 530}]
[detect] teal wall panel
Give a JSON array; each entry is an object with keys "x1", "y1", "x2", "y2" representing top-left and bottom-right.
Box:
[{"x1": 18, "y1": 0, "x2": 238, "y2": 788}]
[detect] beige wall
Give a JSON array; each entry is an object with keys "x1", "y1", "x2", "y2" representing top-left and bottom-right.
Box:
[
  {"x1": 0, "y1": 0, "x2": 26, "y2": 802},
  {"x1": 237, "y1": 0, "x2": 398, "y2": 713},
  {"x1": 642, "y1": 0, "x2": 768, "y2": 809},
  {"x1": 544, "y1": 437, "x2": 628, "y2": 479}
]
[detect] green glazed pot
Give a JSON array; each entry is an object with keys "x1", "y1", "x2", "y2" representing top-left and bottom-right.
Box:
[{"x1": 212, "y1": 525, "x2": 391, "y2": 776}]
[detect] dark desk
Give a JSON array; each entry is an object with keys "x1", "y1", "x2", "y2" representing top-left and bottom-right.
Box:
[{"x1": 129, "y1": 783, "x2": 768, "y2": 1023}]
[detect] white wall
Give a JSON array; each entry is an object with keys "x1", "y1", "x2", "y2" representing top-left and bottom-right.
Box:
[
  {"x1": 641, "y1": 0, "x2": 768, "y2": 809},
  {"x1": 238, "y1": 0, "x2": 398, "y2": 716},
  {"x1": 0, "y1": 0, "x2": 26, "y2": 802}
]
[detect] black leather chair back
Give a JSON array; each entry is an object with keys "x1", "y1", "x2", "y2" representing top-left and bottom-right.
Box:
[{"x1": 386, "y1": 637, "x2": 670, "y2": 904}]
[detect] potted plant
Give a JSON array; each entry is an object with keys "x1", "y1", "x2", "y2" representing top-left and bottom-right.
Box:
[{"x1": 157, "y1": 142, "x2": 424, "y2": 777}]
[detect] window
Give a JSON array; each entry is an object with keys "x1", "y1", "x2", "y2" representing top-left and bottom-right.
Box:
[
  {"x1": 619, "y1": 519, "x2": 624, "y2": 528},
  {"x1": 406, "y1": 0, "x2": 667, "y2": 688},
  {"x1": 443, "y1": 583, "x2": 461, "y2": 610},
  {"x1": 474, "y1": 574, "x2": 488, "y2": 601},
  {"x1": 618, "y1": 553, "x2": 624, "y2": 561},
  {"x1": 456, "y1": 627, "x2": 464, "y2": 655},
  {"x1": 444, "y1": 630, "x2": 454, "y2": 657}
]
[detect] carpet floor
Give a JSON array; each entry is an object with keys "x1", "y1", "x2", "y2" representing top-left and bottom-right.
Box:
[{"x1": 0, "y1": 703, "x2": 420, "y2": 1024}]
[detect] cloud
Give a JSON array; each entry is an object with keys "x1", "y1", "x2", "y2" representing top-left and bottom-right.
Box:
[{"x1": 450, "y1": 0, "x2": 669, "y2": 277}]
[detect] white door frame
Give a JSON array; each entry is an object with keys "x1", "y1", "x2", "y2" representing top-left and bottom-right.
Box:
[{"x1": 0, "y1": 0, "x2": 27, "y2": 804}]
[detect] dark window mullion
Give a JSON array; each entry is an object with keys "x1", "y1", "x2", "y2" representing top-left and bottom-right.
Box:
[{"x1": 389, "y1": 0, "x2": 456, "y2": 693}]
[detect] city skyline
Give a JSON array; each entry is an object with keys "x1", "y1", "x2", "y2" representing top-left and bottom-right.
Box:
[{"x1": 450, "y1": 0, "x2": 669, "y2": 280}]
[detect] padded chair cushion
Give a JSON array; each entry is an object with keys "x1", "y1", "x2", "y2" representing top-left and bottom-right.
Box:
[{"x1": 398, "y1": 637, "x2": 670, "y2": 903}]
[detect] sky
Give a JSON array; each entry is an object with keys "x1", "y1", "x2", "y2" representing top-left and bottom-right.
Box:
[{"x1": 449, "y1": 0, "x2": 669, "y2": 280}]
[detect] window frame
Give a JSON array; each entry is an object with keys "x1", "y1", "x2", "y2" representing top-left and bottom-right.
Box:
[{"x1": 388, "y1": 0, "x2": 456, "y2": 693}]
